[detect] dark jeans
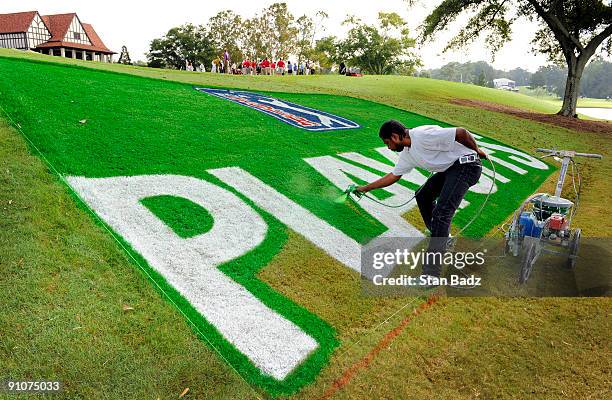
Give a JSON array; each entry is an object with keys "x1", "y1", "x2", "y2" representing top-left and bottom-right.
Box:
[{"x1": 416, "y1": 159, "x2": 482, "y2": 277}]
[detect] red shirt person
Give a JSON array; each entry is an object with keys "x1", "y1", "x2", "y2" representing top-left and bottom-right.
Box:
[
  {"x1": 277, "y1": 59, "x2": 286, "y2": 75},
  {"x1": 261, "y1": 58, "x2": 271, "y2": 75}
]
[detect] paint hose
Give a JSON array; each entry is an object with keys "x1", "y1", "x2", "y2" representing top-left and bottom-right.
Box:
[{"x1": 344, "y1": 157, "x2": 497, "y2": 236}]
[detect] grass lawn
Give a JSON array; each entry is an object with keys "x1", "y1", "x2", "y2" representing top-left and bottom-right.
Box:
[
  {"x1": 1, "y1": 50, "x2": 610, "y2": 399},
  {"x1": 518, "y1": 86, "x2": 612, "y2": 109}
]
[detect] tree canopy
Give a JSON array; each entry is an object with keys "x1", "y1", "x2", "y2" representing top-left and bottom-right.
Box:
[
  {"x1": 206, "y1": 10, "x2": 245, "y2": 62},
  {"x1": 147, "y1": 24, "x2": 215, "y2": 69},
  {"x1": 334, "y1": 13, "x2": 421, "y2": 75},
  {"x1": 410, "y1": 0, "x2": 612, "y2": 117},
  {"x1": 420, "y1": 59, "x2": 612, "y2": 98},
  {"x1": 146, "y1": 3, "x2": 420, "y2": 75}
]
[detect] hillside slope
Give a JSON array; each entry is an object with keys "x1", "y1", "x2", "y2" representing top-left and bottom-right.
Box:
[{"x1": 0, "y1": 51, "x2": 609, "y2": 399}]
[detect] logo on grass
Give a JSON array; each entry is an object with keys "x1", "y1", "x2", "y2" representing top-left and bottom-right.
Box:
[{"x1": 196, "y1": 88, "x2": 360, "y2": 131}]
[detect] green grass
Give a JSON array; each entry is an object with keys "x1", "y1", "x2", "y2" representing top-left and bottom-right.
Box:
[
  {"x1": 575, "y1": 98, "x2": 612, "y2": 108},
  {"x1": 0, "y1": 49, "x2": 562, "y2": 113},
  {"x1": 0, "y1": 56, "x2": 550, "y2": 241},
  {"x1": 141, "y1": 196, "x2": 215, "y2": 238},
  {"x1": 1, "y1": 50, "x2": 610, "y2": 399},
  {"x1": 519, "y1": 85, "x2": 612, "y2": 109},
  {"x1": 0, "y1": 117, "x2": 259, "y2": 399},
  {"x1": 0, "y1": 55, "x2": 554, "y2": 395}
]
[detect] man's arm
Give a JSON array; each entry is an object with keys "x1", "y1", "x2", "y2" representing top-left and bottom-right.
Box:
[
  {"x1": 356, "y1": 173, "x2": 402, "y2": 193},
  {"x1": 455, "y1": 128, "x2": 488, "y2": 159}
]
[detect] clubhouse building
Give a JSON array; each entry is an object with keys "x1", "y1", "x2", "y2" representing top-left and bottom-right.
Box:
[{"x1": 0, "y1": 11, "x2": 115, "y2": 62}]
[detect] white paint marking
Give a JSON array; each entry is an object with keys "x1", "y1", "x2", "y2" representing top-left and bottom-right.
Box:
[
  {"x1": 303, "y1": 156, "x2": 425, "y2": 236},
  {"x1": 67, "y1": 175, "x2": 317, "y2": 380},
  {"x1": 339, "y1": 151, "x2": 428, "y2": 185},
  {"x1": 478, "y1": 142, "x2": 548, "y2": 170},
  {"x1": 482, "y1": 165, "x2": 510, "y2": 183},
  {"x1": 208, "y1": 167, "x2": 365, "y2": 272},
  {"x1": 487, "y1": 154, "x2": 528, "y2": 174}
]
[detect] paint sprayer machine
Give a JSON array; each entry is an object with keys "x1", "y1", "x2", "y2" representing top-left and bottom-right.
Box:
[{"x1": 505, "y1": 148, "x2": 602, "y2": 283}]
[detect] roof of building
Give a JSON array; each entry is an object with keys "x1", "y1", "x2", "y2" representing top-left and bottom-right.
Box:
[
  {"x1": 0, "y1": 11, "x2": 37, "y2": 33},
  {"x1": 0, "y1": 10, "x2": 114, "y2": 53},
  {"x1": 82, "y1": 23, "x2": 112, "y2": 53},
  {"x1": 493, "y1": 78, "x2": 515, "y2": 83},
  {"x1": 40, "y1": 13, "x2": 75, "y2": 42}
]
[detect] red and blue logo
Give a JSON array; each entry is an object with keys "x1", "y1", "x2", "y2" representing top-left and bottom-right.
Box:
[{"x1": 196, "y1": 88, "x2": 360, "y2": 131}]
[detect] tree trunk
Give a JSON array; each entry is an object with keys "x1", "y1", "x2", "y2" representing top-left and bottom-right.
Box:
[{"x1": 558, "y1": 55, "x2": 587, "y2": 118}]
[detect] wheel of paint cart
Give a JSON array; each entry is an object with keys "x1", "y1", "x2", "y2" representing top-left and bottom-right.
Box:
[
  {"x1": 567, "y1": 228, "x2": 581, "y2": 269},
  {"x1": 519, "y1": 237, "x2": 537, "y2": 283}
]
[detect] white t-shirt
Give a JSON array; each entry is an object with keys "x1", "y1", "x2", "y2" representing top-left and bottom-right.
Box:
[{"x1": 392, "y1": 125, "x2": 476, "y2": 175}]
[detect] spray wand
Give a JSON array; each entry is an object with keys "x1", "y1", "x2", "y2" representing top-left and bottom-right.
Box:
[{"x1": 334, "y1": 184, "x2": 363, "y2": 203}]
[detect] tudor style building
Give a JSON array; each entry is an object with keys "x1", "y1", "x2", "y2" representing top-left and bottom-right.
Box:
[{"x1": 0, "y1": 11, "x2": 115, "y2": 62}]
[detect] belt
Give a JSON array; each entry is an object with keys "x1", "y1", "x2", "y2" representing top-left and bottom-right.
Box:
[{"x1": 458, "y1": 154, "x2": 479, "y2": 164}]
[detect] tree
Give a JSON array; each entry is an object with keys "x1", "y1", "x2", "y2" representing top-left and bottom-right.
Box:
[
  {"x1": 147, "y1": 24, "x2": 215, "y2": 69},
  {"x1": 295, "y1": 11, "x2": 329, "y2": 65},
  {"x1": 242, "y1": 17, "x2": 265, "y2": 60},
  {"x1": 258, "y1": 3, "x2": 298, "y2": 59},
  {"x1": 313, "y1": 36, "x2": 340, "y2": 68},
  {"x1": 506, "y1": 67, "x2": 532, "y2": 86},
  {"x1": 530, "y1": 65, "x2": 567, "y2": 96},
  {"x1": 438, "y1": 61, "x2": 463, "y2": 81},
  {"x1": 530, "y1": 68, "x2": 547, "y2": 88},
  {"x1": 475, "y1": 69, "x2": 488, "y2": 86},
  {"x1": 336, "y1": 13, "x2": 421, "y2": 75},
  {"x1": 295, "y1": 15, "x2": 315, "y2": 65},
  {"x1": 206, "y1": 10, "x2": 244, "y2": 62},
  {"x1": 581, "y1": 58, "x2": 612, "y2": 98},
  {"x1": 410, "y1": 0, "x2": 612, "y2": 117}
]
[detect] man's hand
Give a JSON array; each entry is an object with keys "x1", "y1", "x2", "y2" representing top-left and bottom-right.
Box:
[{"x1": 477, "y1": 149, "x2": 488, "y2": 159}]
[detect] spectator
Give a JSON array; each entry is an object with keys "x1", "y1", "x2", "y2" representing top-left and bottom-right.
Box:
[
  {"x1": 339, "y1": 62, "x2": 346, "y2": 75},
  {"x1": 223, "y1": 49, "x2": 230, "y2": 74},
  {"x1": 271, "y1": 60, "x2": 276, "y2": 75},
  {"x1": 287, "y1": 60, "x2": 292, "y2": 75},
  {"x1": 262, "y1": 57, "x2": 271, "y2": 75},
  {"x1": 277, "y1": 59, "x2": 286, "y2": 75},
  {"x1": 213, "y1": 56, "x2": 222, "y2": 73}
]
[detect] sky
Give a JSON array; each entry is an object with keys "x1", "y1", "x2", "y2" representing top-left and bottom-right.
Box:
[{"x1": 3, "y1": 0, "x2": 610, "y2": 72}]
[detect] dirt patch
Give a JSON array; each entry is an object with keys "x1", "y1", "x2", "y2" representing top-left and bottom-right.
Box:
[{"x1": 451, "y1": 99, "x2": 612, "y2": 134}]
